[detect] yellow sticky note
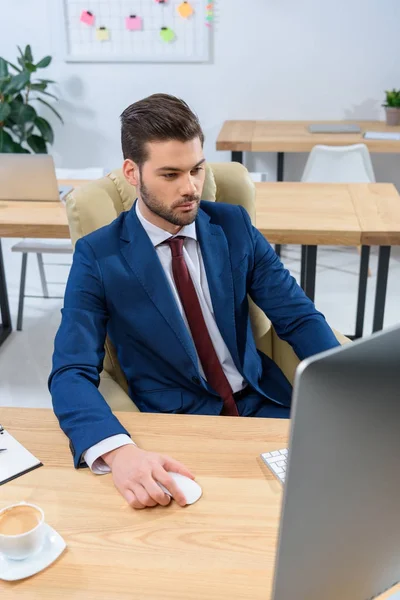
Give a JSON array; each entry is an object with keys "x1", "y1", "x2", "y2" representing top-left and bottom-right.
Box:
[
  {"x1": 96, "y1": 27, "x2": 110, "y2": 41},
  {"x1": 160, "y1": 27, "x2": 175, "y2": 42},
  {"x1": 177, "y1": 1, "x2": 194, "y2": 18}
]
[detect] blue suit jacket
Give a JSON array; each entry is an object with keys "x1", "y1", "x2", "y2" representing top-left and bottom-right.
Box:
[{"x1": 49, "y1": 201, "x2": 339, "y2": 467}]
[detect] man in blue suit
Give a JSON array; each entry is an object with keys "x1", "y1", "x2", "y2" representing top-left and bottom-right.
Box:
[{"x1": 50, "y1": 94, "x2": 340, "y2": 510}]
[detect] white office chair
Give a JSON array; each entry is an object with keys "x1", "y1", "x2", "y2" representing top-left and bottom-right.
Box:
[
  {"x1": 301, "y1": 144, "x2": 376, "y2": 276},
  {"x1": 301, "y1": 144, "x2": 376, "y2": 183},
  {"x1": 12, "y1": 167, "x2": 105, "y2": 331}
]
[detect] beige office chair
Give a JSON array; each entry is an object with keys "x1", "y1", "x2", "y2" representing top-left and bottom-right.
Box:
[{"x1": 65, "y1": 162, "x2": 349, "y2": 412}]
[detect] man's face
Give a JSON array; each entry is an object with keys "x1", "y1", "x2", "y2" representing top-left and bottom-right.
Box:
[{"x1": 123, "y1": 137, "x2": 206, "y2": 231}]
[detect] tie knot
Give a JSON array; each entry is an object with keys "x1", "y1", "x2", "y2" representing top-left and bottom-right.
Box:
[{"x1": 166, "y1": 236, "x2": 185, "y2": 257}]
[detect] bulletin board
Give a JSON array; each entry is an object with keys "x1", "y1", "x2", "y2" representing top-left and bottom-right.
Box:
[{"x1": 63, "y1": 0, "x2": 213, "y2": 63}]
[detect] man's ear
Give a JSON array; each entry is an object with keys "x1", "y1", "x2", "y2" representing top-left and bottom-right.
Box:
[{"x1": 122, "y1": 159, "x2": 140, "y2": 187}]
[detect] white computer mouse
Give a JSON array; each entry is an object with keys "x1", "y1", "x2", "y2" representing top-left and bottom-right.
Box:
[{"x1": 157, "y1": 472, "x2": 202, "y2": 505}]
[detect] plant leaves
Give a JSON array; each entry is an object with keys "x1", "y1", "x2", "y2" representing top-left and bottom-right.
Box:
[
  {"x1": 36, "y1": 97, "x2": 64, "y2": 124},
  {"x1": 0, "y1": 58, "x2": 8, "y2": 78},
  {"x1": 36, "y1": 56, "x2": 52, "y2": 69},
  {"x1": 33, "y1": 88, "x2": 58, "y2": 101},
  {"x1": 0, "y1": 103, "x2": 11, "y2": 121},
  {"x1": 0, "y1": 128, "x2": 15, "y2": 152},
  {"x1": 30, "y1": 82, "x2": 47, "y2": 91},
  {"x1": 2, "y1": 70, "x2": 30, "y2": 94},
  {"x1": 6, "y1": 60, "x2": 21, "y2": 73},
  {"x1": 0, "y1": 75, "x2": 11, "y2": 94},
  {"x1": 25, "y1": 62, "x2": 37, "y2": 74},
  {"x1": 34, "y1": 116, "x2": 54, "y2": 144},
  {"x1": 12, "y1": 142, "x2": 30, "y2": 153},
  {"x1": 25, "y1": 45, "x2": 33, "y2": 63},
  {"x1": 10, "y1": 100, "x2": 36, "y2": 125},
  {"x1": 38, "y1": 78, "x2": 56, "y2": 84},
  {"x1": 27, "y1": 134, "x2": 47, "y2": 153}
]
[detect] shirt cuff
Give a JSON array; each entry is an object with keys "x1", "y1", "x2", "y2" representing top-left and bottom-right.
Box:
[{"x1": 83, "y1": 434, "x2": 136, "y2": 474}]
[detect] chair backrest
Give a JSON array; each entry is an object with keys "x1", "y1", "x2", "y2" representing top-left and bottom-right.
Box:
[
  {"x1": 301, "y1": 144, "x2": 376, "y2": 183},
  {"x1": 65, "y1": 162, "x2": 273, "y2": 390}
]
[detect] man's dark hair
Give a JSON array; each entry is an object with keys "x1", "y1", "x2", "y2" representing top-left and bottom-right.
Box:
[{"x1": 120, "y1": 93, "x2": 204, "y2": 166}]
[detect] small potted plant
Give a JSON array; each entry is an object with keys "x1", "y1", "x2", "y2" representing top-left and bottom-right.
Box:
[
  {"x1": 383, "y1": 89, "x2": 400, "y2": 126},
  {"x1": 0, "y1": 45, "x2": 63, "y2": 153}
]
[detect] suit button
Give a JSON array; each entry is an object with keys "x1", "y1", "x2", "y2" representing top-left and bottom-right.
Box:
[{"x1": 192, "y1": 376, "x2": 201, "y2": 385}]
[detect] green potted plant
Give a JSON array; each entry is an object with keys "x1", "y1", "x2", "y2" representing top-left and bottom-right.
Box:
[
  {"x1": 0, "y1": 45, "x2": 63, "y2": 153},
  {"x1": 383, "y1": 89, "x2": 400, "y2": 126}
]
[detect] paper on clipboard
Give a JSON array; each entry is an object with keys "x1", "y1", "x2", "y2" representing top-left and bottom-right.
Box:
[{"x1": 0, "y1": 426, "x2": 43, "y2": 486}]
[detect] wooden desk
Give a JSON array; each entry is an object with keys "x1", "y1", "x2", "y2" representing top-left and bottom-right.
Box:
[
  {"x1": 1, "y1": 408, "x2": 399, "y2": 600},
  {"x1": 0, "y1": 408, "x2": 287, "y2": 599},
  {"x1": 217, "y1": 120, "x2": 400, "y2": 178}
]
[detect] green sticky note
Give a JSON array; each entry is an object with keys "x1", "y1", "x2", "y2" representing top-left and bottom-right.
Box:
[{"x1": 160, "y1": 27, "x2": 175, "y2": 42}]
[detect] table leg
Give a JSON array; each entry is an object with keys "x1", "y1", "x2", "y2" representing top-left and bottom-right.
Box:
[
  {"x1": 232, "y1": 151, "x2": 243, "y2": 163},
  {"x1": 352, "y1": 246, "x2": 370, "y2": 340},
  {"x1": 302, "y1": 245, "x2": 317, "y2": 302},
  {"x1": 372, "y1": 246, "x2": 391, "y2": 333},
  {"x1": 0, "y1": 239, "x2": 12, "y2": 348},
  {"x1": 300, "y1": 245, "x2": 306, "y2": 289},
  {"x1": 275, "y1": 152, "x2": 285, "y2": 258}
]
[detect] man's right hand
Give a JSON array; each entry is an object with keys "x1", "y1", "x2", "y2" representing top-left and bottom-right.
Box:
[{"x1": 101, "y1": 445, "x2": 195, "y2": 509}]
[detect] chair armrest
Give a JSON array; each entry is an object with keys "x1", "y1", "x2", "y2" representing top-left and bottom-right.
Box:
[
  {"x1": 99, "y1": 372, "x2": 140, "y2": 412},
  {"x1": 271, "y1": 327, "x2": 351, "y2": 386}
]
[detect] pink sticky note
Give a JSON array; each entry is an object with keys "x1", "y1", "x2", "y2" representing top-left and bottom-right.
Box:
[
  {"x1": 125, "y1": 15, "x2": 143, "y2": 31},
  {"x1": 80, "y1": 10, "x2": 95, "y2": 26}
]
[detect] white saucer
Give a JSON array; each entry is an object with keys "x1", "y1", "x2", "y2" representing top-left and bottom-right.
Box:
[{"x1": 0, "y1": 523, "x2": 67, "y2": 581}]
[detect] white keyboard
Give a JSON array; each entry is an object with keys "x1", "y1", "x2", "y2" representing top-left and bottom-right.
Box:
[{"x1": 261, "y1": 448, "x2": 288, "y2": 483}]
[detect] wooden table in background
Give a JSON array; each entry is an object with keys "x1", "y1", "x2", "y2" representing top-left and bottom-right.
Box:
[
  {"x1": 256, "y1": 182, "x2": 400, "y2": 337},
  {"x1": 0, "y1": 408, "x2": 287, "y2": 600},
  {"x1": 0, "y1": 180, "x2": 77, "y2": 348},
  {"x1": 217, "y1": 119, "x2": 400, "y2": 259},
  {"x1": 217, "y1": 120, "x2": 400, "y2": 179},
  {"x1": 1, "y1": 408, "x2": 399, "y2": 600}
]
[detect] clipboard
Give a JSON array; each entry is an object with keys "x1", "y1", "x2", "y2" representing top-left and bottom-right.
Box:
[{"x1": 0, "y1": 425, "x2": 43, "y2": 486}]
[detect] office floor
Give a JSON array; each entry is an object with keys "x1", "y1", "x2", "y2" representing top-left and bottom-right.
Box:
[{"x1": 1, "y1": 237, "x2": 400, "y2": 409}]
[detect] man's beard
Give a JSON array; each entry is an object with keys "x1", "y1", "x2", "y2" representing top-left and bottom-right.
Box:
[{"x1": 139, "y1": 179, "x2": 200, "y2": 227}]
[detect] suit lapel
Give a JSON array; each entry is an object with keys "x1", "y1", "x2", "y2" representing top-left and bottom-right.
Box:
[
  {"x1": 120, "y1": 205, "x2": 199, "y2": 372},
  {"x1": 196, "y1": 210, "x2": 241, "y2": 372}
]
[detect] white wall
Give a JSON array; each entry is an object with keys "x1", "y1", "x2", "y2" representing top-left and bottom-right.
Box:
[{"x1": 2, "y1": 0, "x2": 400, "y2": 185}]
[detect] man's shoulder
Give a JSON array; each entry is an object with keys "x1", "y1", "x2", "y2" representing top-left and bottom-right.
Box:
[
  {"x1": 199, "y1": 200, "x2": 248, "y2": 220},
  {"x1": 199, "y1": 200, "x2": 251, "y2": 231},
  {"x1": 79, "y1": 210, "x2": 127, "y2": 252}
]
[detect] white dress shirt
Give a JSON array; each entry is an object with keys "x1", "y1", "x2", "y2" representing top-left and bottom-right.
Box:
[{"x1": 83, "y1": 201, "x2": 245, "y2": 474}]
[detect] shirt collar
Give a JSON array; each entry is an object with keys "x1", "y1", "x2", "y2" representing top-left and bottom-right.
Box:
[{"x1": 135, "y1": 200, "x2": 197, "y2": 247}]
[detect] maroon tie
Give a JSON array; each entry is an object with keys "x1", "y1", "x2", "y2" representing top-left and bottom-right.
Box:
[{"x1": 166, "y1": 236, "x2": 239, "y2": 417}]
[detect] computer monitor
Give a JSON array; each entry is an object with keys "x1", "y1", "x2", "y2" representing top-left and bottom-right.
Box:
[
  {"x1": 0, "y1": 154, "x2": 60, "y2": 201},
  {"x1": 272, "y1": 324, "x2": 400, "y2": 600}
]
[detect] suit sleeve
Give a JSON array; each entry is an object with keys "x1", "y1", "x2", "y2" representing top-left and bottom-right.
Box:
[
  {"x1": 48, "y1": 237, "x2": 130, "y2": 468},
  {"x1": 238, "y1": 206, "x2": 340, "y2": 360}
]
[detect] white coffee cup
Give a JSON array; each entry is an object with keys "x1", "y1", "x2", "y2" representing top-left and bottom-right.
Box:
[{"x1": 0, "y1": 502, "x2": 46, "y2": 560}]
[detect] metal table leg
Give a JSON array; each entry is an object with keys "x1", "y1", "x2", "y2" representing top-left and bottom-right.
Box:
[
  {"x1": 372, "y1": 246, "x2": 391, "y2": 332},
  {"x1": 232, "y1": 151, "x2": 243, "y2": 163},
  {"x1": 300, "y1": 245, "x2": 306, "y2": 289},
  {"x1": 302, "y1": 245, "x2": 317, "y2": 302},
  {"x1": 275, "y1": 152, "x2": 285, "y2": 258},
  {"x1": 352, "y1": 246, "x2": 370, "y2": 340},
  {"x1": 0, "y1": 239, "x2": 12, "y2": 348}
]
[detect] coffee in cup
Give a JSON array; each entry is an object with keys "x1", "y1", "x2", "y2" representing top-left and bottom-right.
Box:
[
  {"x1": 0, "y1": 504, "x2": 42, "y2": 536},
  {"x1": 0, "y1": 502, "x2": 46, "y2": 560}
]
